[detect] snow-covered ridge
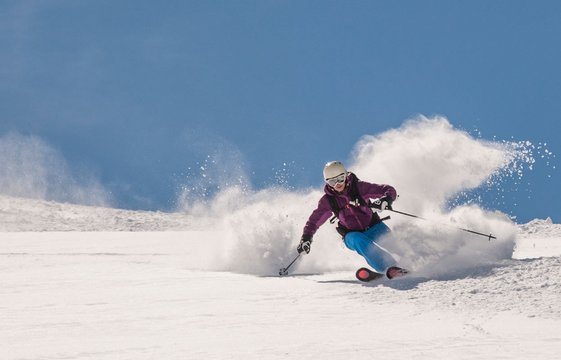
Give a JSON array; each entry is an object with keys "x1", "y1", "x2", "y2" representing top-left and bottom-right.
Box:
[
  {"x1": 0, "y1": 195, "x2": 209, "y2": 232},
  {"x1": 517, "y1": 217, "x2": 561, "y2": 237}
]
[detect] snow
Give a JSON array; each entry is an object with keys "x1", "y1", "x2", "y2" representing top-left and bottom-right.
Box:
[
  {"x1": 1, "y1": 119, "x2": 560, "y2": 359},
  {"x1": 0, "y1": 195, "x2": 207, "y2": 232},
  {"x1": 1, "y1": 194, "x2": 561, "y2": 359}
]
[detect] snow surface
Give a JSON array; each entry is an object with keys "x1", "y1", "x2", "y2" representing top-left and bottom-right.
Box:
[{"x1": 1, "y1": 194, "x2": 561, "y2": 359}]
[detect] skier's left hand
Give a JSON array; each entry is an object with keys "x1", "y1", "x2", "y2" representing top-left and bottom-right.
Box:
[{"x1": 371, "y1": 196, "x2": 393, "y2": 211}]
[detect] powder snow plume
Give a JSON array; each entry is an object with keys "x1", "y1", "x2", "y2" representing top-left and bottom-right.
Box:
[
  {"x1": 180, "y1": 116, "x2": 542, "y2": 277},
  {"x1": 348, "y1": 116, "x2": 518, "y2": 278},
  {"x1": 0, "y1": 132, "x2": 111, "y2": 206}
]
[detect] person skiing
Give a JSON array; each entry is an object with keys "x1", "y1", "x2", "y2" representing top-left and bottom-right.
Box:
[{"x1": 297, "y1": 161, "x2": 407, "y2": 281}]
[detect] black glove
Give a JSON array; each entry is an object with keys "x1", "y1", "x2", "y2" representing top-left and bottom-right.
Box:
[
  {"x1": 297, "y1": 234, "x2": 313, "y2": 254},
  {"x1": 371, "y1": 195, "x2": 393, "y2": 212}
]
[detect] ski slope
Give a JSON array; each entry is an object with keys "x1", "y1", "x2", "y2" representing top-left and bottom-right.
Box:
[
  {"x1": 1, "y1": 118, "x2": 559, "y2": 359},
  {"x1": 1, "y1": 195, "x2": 560, "y2": 360}
]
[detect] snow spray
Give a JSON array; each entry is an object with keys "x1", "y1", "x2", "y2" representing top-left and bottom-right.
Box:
[
  {"x1": 179, "y1": 116, "x2": 549, "y2": 278},
  {"x1": 0, "y1": 133, "x2": 111, "y2": 206}
]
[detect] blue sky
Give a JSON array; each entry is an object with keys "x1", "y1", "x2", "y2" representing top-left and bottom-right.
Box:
[{"x1": 1, "y1": 1, "x2": 559, "y2": 222}]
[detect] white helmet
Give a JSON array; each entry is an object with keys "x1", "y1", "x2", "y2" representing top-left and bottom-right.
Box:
[{"x1": 323, "y1": 161, "x2": 347, "y2": 180}]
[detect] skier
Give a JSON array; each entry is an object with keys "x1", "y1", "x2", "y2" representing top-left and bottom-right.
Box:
[{"x1": 297, "y1": 161, "x2": 408, "y2": 281}]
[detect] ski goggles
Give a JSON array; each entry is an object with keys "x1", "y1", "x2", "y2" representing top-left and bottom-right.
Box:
[{"x1": 325, "y1": 173, "x2": 346, "y2": 187}]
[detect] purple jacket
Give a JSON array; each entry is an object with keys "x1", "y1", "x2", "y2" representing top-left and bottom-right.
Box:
[{"x1": 302, "y1": 173, "x2": 397, "y2": 237}]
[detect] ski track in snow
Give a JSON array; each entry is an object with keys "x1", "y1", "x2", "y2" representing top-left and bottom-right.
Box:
[{"x1": 1, "y1": 195, "x2": 561, "y2": 359}]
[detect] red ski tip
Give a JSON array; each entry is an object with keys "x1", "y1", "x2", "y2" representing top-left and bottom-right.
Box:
[{"x1": 357, "y1": 269, "x2": 370, "y2": 280}]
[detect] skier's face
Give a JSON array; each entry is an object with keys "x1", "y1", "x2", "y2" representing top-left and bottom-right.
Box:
[
  {"x1": 332, "y1": 179, "x2": 346, "y2": 193},
  {"x1": 326, "y1": 173, "x2": 347, "y2": 192}
]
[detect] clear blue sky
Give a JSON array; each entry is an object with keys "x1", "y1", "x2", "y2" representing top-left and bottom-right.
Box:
[{"x1": 1, "y1": 1, "x2": 559, "y2": 222}]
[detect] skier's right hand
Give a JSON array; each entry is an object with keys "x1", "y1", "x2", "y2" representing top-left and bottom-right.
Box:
[{"x1": 297, "y1": 234, "x2": 312, "y2": 254}]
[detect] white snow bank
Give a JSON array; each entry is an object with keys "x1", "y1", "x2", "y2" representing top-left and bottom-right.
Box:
[{"x1": 0, "y1": 194, "x2": 209, "y2": 232}]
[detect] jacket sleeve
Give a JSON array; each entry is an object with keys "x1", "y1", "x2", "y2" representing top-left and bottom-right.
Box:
[
  {"x1": 357, "y1": 180, "x2": 397, "y2": 202},
  {"x1": 302, "y1": 196, "x2": 334, "y2": 237}
]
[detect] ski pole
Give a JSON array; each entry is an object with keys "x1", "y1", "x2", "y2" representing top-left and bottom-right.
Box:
[
  {"x1": 279, "y1": 253, "x2": 301, "y2": 276},
  {"x1": 388, "y1": 208, "x2": 495, "y2": 240},
  {"x1": 369, "y1": 202, "x2": 496, "y2": 241}
]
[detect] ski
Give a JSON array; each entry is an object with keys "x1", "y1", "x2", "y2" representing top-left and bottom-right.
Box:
[
  {"x1": 355, "y1": 266, "x2": 410, "y2": 282},
  {"x1": 387, "y1": 266, "x2": 409, "y2": 279},
  {"x1": 355, "y1": 267, "x2": 384, "y2": 282}
]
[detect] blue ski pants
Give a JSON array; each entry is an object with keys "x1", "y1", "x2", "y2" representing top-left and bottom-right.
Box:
[{"x1": 343, "y1": 222, "x2": 397, "y2": 273}]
